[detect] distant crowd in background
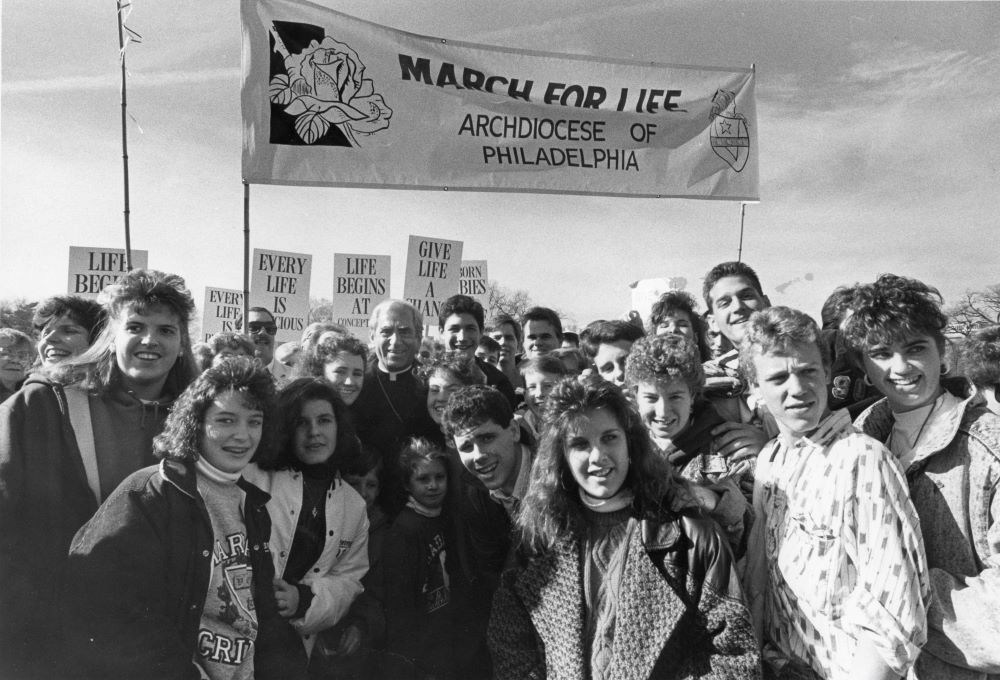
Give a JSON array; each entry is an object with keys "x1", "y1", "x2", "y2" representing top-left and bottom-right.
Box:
[{"x1": 1, "y1": 262, "x2": 998, "y2": 680}]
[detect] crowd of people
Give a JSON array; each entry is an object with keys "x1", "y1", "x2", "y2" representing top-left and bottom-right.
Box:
[{"x1": 0, "y1": 261, "x2": 998, "y2": 680}]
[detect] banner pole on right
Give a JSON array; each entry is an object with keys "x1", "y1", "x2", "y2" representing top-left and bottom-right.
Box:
[{"x1": 243, "y1": 181, "x2": 250, "y2": 332}]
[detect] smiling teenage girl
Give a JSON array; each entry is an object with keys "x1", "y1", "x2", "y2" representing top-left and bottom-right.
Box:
[
  {"x1": 65, "y1": 359, "x2": 305, "y2": 680},
  {"x1": 0, "y1": 269, "x2": 197, "y2": 679},
  {"x1": 489, "y1": 378, "x2": 760, "y2": 680},
  {"x1": 843, "y1": 274, "x2": 1000, "y2": 680},
  {"x1": 243, "y1": 378, "x2": 369, "y2": 670}
]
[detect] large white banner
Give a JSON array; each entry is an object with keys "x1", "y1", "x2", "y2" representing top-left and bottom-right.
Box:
[
  {"x1": 242, "y1": 0, "x2": 758, "y2": 200},
  {"x1": 67, "y1": 246, "x2": 149, "y2": 299},
  {"x1": 249, "y1": 248, "x2": 312, "y2": 343}
]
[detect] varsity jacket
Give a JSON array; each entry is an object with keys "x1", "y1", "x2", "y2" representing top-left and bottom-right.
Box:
[{"x1": 241, "y1": 465, "x2": 370, "y2": 656}]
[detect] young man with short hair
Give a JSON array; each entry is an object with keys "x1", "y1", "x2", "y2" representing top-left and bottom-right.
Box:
[
  {"x1": 486, "y1": 313, "x2": 524, "y2": 398},
  {"x1": 517, "y1": 355, "x2": 567, "y2": 440},
  {"x1": 741, "y1": 306, "x2": 929, "y2": 680},
  {"x1": 442, "y1": 384, "x2": 535, "y2": 672},
  {"x1": 475, "y1": 336, "x2": 501, "y2": 368},
  {"x1": 701, "y1": 261, "x2": 776, "y2": 463},
  {"x1": 519, "y1": 307, "x2": 562, "y2": 360},
  {"x1": 438, "y1": 295, "x2": 516, "y2": 408},
  {"x1": 578, "y1": 319, "x2": 645, "y2": 387}
]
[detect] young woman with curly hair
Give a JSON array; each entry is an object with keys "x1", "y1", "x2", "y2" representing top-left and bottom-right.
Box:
[
  {"x1": 292, "y1": 331, "x2": 368, "y2": 408},
  {"x1": 0, "y1": 269, "x2": 199, "y2": 679},
  {"x1": 417, "y1": 349, "x2": 486, "y2": 446},
  {"x1": 64, "y1": 358, "x2": 306, "y2": 680},
  {"x1": 241, "y1": 378, "x2": 369, "y2": 672},
  {"x1": 842, "y1": 274, "x2": 1000, "y2": 679},
  {"x1": 489, "y1": 378, "x2": 760, "y2": 680}
]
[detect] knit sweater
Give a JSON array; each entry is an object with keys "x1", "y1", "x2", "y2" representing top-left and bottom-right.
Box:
[{"x1": 581, "y1": 507, "x2": 633, "y2": 680}]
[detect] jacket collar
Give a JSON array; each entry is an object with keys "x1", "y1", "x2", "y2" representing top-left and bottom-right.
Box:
[
  {"x1": 159, "y1": 458, "x2": 271, "y2": 507},
  {"x1": 857, "y1": 377, "x2": 975, "y2": 469}
]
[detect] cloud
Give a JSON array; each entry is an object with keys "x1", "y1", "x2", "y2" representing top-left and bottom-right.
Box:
[
  {"x1": 3, "y1": 67, "x2": 241, "y2": 94},
  {"x1": 759, "y1": 40, "x2": 1000, "y2": 206}
]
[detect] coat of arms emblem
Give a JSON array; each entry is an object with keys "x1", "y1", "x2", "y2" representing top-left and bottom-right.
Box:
[{"x1": 709, "y1": 89, "x2": 750, "y2": 172}]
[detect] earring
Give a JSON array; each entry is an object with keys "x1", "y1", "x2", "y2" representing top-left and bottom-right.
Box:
[
  {"x1": 940, "y1": 363, "x2": 951, "y2": 377},
  {"x1": 863, "y1": 374, "x2": 874, "y2": 387}
]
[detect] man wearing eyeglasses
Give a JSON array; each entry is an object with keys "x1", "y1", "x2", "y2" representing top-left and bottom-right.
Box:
[
  {"x1": 0, "y1": 329, "x2": 34, "y2": 402},
  {"x1": 237, "y1": 307, "x2": 290, "y2": 383}
]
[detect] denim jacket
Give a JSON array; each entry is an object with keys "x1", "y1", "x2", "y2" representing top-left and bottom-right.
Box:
[{"x1": 855, "y1": 379, "x2": 1000, "y2": 680}]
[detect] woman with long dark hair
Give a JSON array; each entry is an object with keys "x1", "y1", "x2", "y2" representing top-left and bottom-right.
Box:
[
  {"x1": 242, "y1": 378, "x2": 369, "y2": 673},
  {"x1": 489, "y1": 378, "x2": 760, "y2": 680}
]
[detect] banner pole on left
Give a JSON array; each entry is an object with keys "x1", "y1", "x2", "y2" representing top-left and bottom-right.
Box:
[
  {"x1": 116, "y1": 0, "x2": 133, "y2": 269},
  {"x1": 243, "y1": 181, "x2": 250, "y2": 334}
]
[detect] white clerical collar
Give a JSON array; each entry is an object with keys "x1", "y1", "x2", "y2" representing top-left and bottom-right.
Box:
[{"x1": 378, "y1": 364, "x2": 412, "y2": 381}]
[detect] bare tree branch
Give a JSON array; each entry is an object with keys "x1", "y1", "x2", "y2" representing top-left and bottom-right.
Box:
[{"x1": 945, "y1": 284, "x2": 1000, "y2": 338}]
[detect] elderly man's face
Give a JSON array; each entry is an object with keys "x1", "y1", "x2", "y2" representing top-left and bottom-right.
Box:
[{"x1": 370, "y1": 304, "x2": 421, "y2": 372}]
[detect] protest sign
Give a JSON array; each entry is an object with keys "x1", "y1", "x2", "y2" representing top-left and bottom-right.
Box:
[
  {"x1": 67, "y1": 246, "x2": 149, "y2": 298},
  {"x1": 459, "y1": 260, "x2": 489, "y2": 308},
  {"x1": 249, "y1": 248, "x2": 312, "y2": 343},
  {"x1": 202, "y1": 287, "x2": 245, "y2": 342},
  {"x1": 332, "y1": 253, "x2": 390, "y2": 336},
  {"x1": 403, "y1": 235, "x2": 463, "y2": 322},
  {"x1": 242, "y1": 0, "x2": 758, "y2": 200}
]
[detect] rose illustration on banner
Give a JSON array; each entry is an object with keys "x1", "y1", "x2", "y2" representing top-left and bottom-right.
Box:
[{"x1": 270, "y1": 37, "x2": 392, "y2": 146}]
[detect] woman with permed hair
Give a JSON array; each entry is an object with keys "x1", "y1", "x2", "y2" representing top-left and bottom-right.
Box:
[
  {"x1": 489, "y1": 378, "x2": 760, "y2": 680},
  {"x1": 31, "y1": 294, "x2": 105, "y2": 368},
  {"x1": 0, "y1": 269, "x2": 199, "y2": 679},
  {"x1": 418, "y1": 348, "x2": 486, "y2": 447},
  {"x1": 842, "y1": 273, "x2": 1000, "y2": 679},
  {"x1": 241, "y1": 378, "x2": 369, "y2": 670},
  {"x1": 292, "y1": 331, "x2": 368, "y2": 409},
  {"x1": 64, "y1": 358, "x2": 306, "y2": 680}
]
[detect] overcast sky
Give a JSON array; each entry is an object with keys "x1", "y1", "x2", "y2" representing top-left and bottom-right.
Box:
[{"x1": 3, "y1": 1, "x2": 999, "y2": 329}]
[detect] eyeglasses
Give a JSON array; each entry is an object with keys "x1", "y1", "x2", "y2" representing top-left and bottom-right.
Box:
[{"x1": 248, "y1": 322, "x2": 277, "y2": 335}]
